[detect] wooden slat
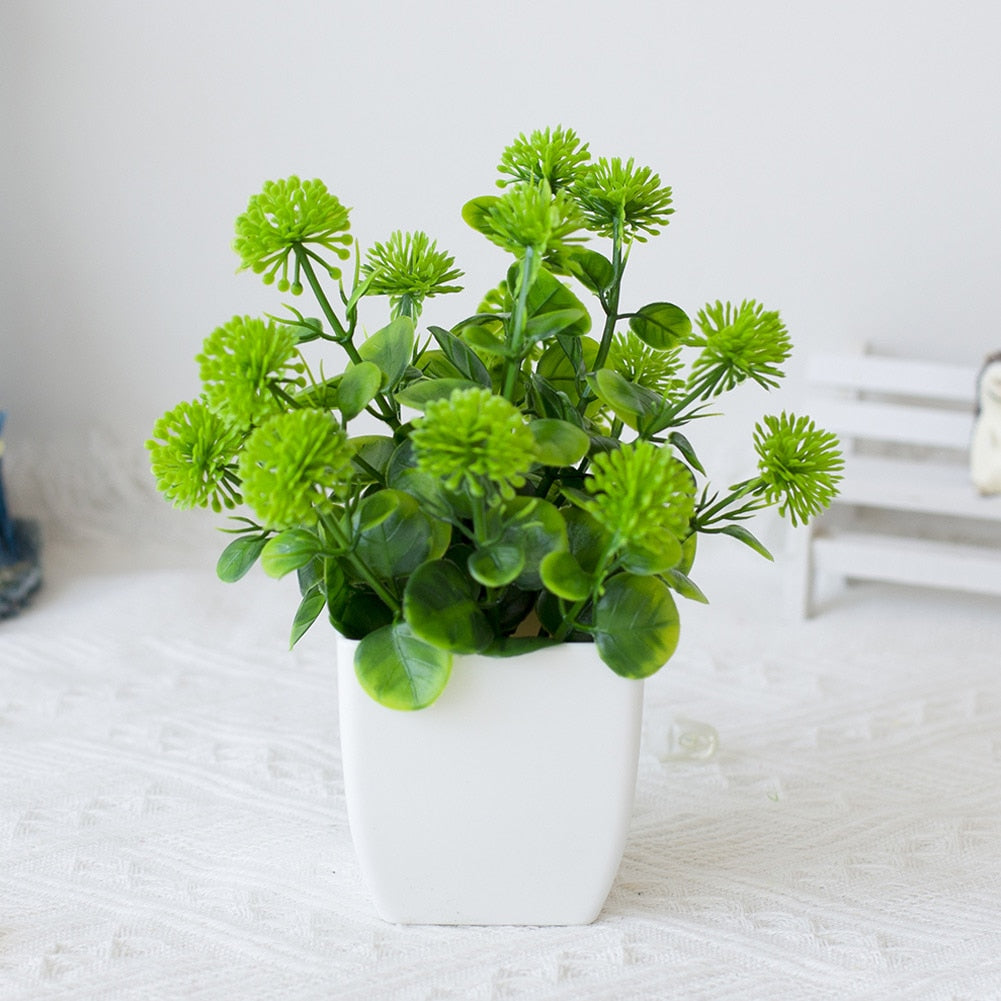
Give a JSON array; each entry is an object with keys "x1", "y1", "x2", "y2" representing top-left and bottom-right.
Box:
[
  {"x1": 813, "y1": 532, "x2": 1001, "y2": 596},
  {"x1": 808, "y1": 398, "x2": 974, "y2": 450},
  {"x1": 835, "y1": 455, "x2": 1001, "y2": 521},
  {"x1": 805, "y1": 353, "x2": 978, "y2": 403}
]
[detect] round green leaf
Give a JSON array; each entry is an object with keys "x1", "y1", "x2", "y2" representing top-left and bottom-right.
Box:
[
  {"x1": 403, "y1": 559, "x2": 493, "y2": 654},
  {"x1": 620, "y1": 532, "x2": 683, "y2": 575},
  {"x1": 353, "y1": 489, "x2": 437, "y2": 580},
  {"x1": 529, "y1": 419, "x2": 590, "y2": 466},
  {"x1": 468, "y1": 543, "x2": 525, "y2": 588},
  {"x1": 594, "y1": 574, "x2": 680, "y2": 679},
  {"x1": 494, "y1": 496, "x2": 569, "y2": 590},
  {"x1": 628, "y1": 302, "x2": 692, "y2": 350},
  {"x1": 539, "y1": 549, "x2": 592, "y2": 601},
  {"x1": 354, "y1": 622, "x2": 452, "y2": 710}
]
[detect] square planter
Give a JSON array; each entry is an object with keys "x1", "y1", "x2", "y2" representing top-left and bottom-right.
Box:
[{"x1": 337, "y1": 636, "x2": 644, "y2": 925}]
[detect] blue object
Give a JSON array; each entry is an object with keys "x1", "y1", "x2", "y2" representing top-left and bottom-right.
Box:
[{"x1": 0, "y1": 412, "x2": 42, "y2": 617}]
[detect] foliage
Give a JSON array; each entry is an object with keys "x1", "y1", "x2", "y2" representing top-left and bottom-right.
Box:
[{"x1": 147, "y1": 127, "x2": 843, "y2": 710}]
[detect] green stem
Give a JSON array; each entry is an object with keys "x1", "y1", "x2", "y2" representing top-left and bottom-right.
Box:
[
  {"x1": 295, "y1": 246, "x2": 401, "y2": 431},
  {"x1": 295, "y1": 247, "x2": 351, "y2": 345},
  {"x1": 321, "y1": 513, "x2": 401, "y2": 613},
  {"x1": 501, "y1": 247, "x2": 535, "y2": 401},
  {"x1": 592, "y1": 217, "x2": 625, "y2": 371},
  {"x1": 551, "y1": 536, "x2": 619, "y2": 642}
]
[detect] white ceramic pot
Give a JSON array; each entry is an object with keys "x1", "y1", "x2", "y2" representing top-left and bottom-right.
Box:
[{"x1": 336, "y1": 636, "x2": 644, "y2": 926}]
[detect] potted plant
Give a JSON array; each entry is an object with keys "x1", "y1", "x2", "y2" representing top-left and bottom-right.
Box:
[{"x1": 147, "y1": 126, "x2": 842, "y2": 925}]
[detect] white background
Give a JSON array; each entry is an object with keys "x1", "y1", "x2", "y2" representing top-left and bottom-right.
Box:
[{"x1": 2, "y1": 0, "x2": 1000, "y2": 477}]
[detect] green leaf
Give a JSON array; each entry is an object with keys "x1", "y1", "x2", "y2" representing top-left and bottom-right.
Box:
[
  {"x1": 510, "y1": 264, "x2": 592, "y2": 339},
  {"x1": 427, "y1": 326, "x2": 492, "y2": 387},
  {"x1": 338, "y1": 361, "x2": 382, "y2": 420},
  {"x1": 260, "y1": 529, "x2": 321, "y2": 579},
  {"x1": 619, "y1": 533, "x2": 683, "y2": 575},
  {"x1": 662, "y1": 567, "x2": 708, "y2": 603},
  {"x1": 290, "y1": 589, "x2": 326, "y2": 647},
  {"x1": 353, "y1": 489, "x2": 439, "y2": 579},
  {"x1": 668, "y1": 431, "x2": 705, "y2": 475},
  {"x1": 468, "y1": 543, "x2": 525, "y2": 588},
  {"x1": 524, "y1": 308, "x2": 588, "y2": 342},
  {"x1": 350, "y1": 434, "x2": 397, "y2": 480},
  {"x1": 560, "y1": 246, "x2": 615, "y2": 295},
  {"x1": 358, "y1": 315, "x2": 416, "y2": 390},
  {"x1": 562, "y1": 507, "x2": 611, "y2": 574},
  {"x1": 529, "y1": 419, "x2": 590, "y2": 466},
  {"x1": 493, "y1": 496, "x2": 569, "y2": 590},
  {"x1": 594, "y1": 574, "x2": 680, "y2": 679},
  {"x1": 395, "y1": 378, "x2": 482, "y2": 410},
  {"x1": 587, "y1": 368, "x2": 673, "y2": 434},
  {"x1": 527, "y1": 373, "x2": 586, "y2": 425},
  {"x1": 462, "y1": 195, "x2": 501, "y2": 237},
  {"x1": 216, "y1": 535, "x2": 267, "y2": 582},
  {"x1": 459, "y1": 324, "x2": 513, "y2": 358},
  {"x1": 403, "y1": 559, "x2": 493, "y2": 654},
  {"x1": 540, "y1": 549, "x2": 592, "y2": 601},
  {"x1": 628, "y1": 302, "x2": 692, "y2": 350},
  {"x1": 325, "y1": 559, "x2": 395, "y2": 638},
  {"x1": 354, "y1": 622, "x2": 452, "y2": 711},
  {"x1": 715, "y1": 523, "x2": 774, "y2": 561}
]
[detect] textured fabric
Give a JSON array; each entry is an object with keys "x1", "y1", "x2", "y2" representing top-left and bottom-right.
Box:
[{"x1": 2, "y1": 528, "x2": 1000, "y2": 1000}]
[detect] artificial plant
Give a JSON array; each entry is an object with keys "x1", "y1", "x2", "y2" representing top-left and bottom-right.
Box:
[{"x1": 147, "y1": 127, "x2": 842, "y2": 710}]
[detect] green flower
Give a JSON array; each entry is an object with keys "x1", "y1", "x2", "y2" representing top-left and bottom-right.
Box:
[
  {"x1": 238, "y1": 409, "x2": 354, "y2": 529},
  {"x1": 607, "y1": 332, "x2": 684, "y2": 395},
  {"x1": 479, "y1": 180, "x2": 584, "y2": 257},
  {"x1": 233, "y1": 176, "x2": 352, "y2": 293},
  {"x1": 573, "y1": 158, "x2": 674, "y2": 242},
  {"x1": 411, "y1": 387, "x2": 537, "y2": 500},
  {"x1": 197, "y1": 315, "x2": 304, "y2": 428},
  {"x1": 361, "y1": 231, "x2": 464, "y2": 317},
  {"x1": 146, "y1": 400, "x2": 242, "y2": 512},
  {"x1": 497, "y1": 126, "x2": 591, "y2": 192},
  {"x1": 583, "y1": 439, "x2": 695, "y2": 548},
  {"x1": 690, "y1": 300, "x2": 792, "y2": 397},
  {"x1": 753, "y1": 413, "x2": 843, "y2": 526}
]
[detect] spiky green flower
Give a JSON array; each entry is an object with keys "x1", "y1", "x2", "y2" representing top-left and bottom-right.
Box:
[
  {"x1": 233, "y1": 176, "x2": 352, "y2": 293},
  {"x1": 411, "y1": 387, "x2": 537, "y2": 500},
  {"x1": 690, "y1": 300, "x2": 792, "y2": 397},
  {"x1": 361, "y1": 231, "x2": 464, "y2": 317},
  {"x1": 197, "y1": 316, "x2": 304, "y2": 428},
  {"x1": 146, "y1": 400, "x2": 243, "y2": 512},
  {"x1": 607, "y1": 332, "x2": 684, "y2": 395},
  {"x1": 238, "y1": 409, "x2": 354, "y2": 529},
  {"x1": 573, "y1": 158, "x2": 674, "y2": 242},
  {"x1": 479, "y1": 180, "x2": 584, "y2": 257},
  {"x1": 497, "y1": 126, "x2": 591, "y2": 192},
  {"x1": 583, "y1": 439, "x2": 695, "y2": 548},
  {"x1": 753, "y1": 413, "x2": 843, "y2": 526}
]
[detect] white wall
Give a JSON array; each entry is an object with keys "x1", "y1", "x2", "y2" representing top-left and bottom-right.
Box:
[{"x1": 2, "y1": 0, "x2": 1000, "y2": 529}]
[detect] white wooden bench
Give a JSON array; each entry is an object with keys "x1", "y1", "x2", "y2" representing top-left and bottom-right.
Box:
[{"x1": 789, "y1": 351, "x2": 1001, "y2": 616}]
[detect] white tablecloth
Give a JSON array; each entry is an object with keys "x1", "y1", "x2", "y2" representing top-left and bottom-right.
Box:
[{"x1": 2, "y1": 535, "x2": 1000, "y2": 1000}]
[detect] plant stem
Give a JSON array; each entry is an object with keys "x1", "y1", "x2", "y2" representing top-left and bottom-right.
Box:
[
  {"x1": 501, "y1": 247, "x2": 535, "y2": 401},
  {"x1": 321, "y1": 513, "x2": 401, "y2": 613},
  {"x1": 295, "y1": 245, "x2": 401, "y2": 430}
]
